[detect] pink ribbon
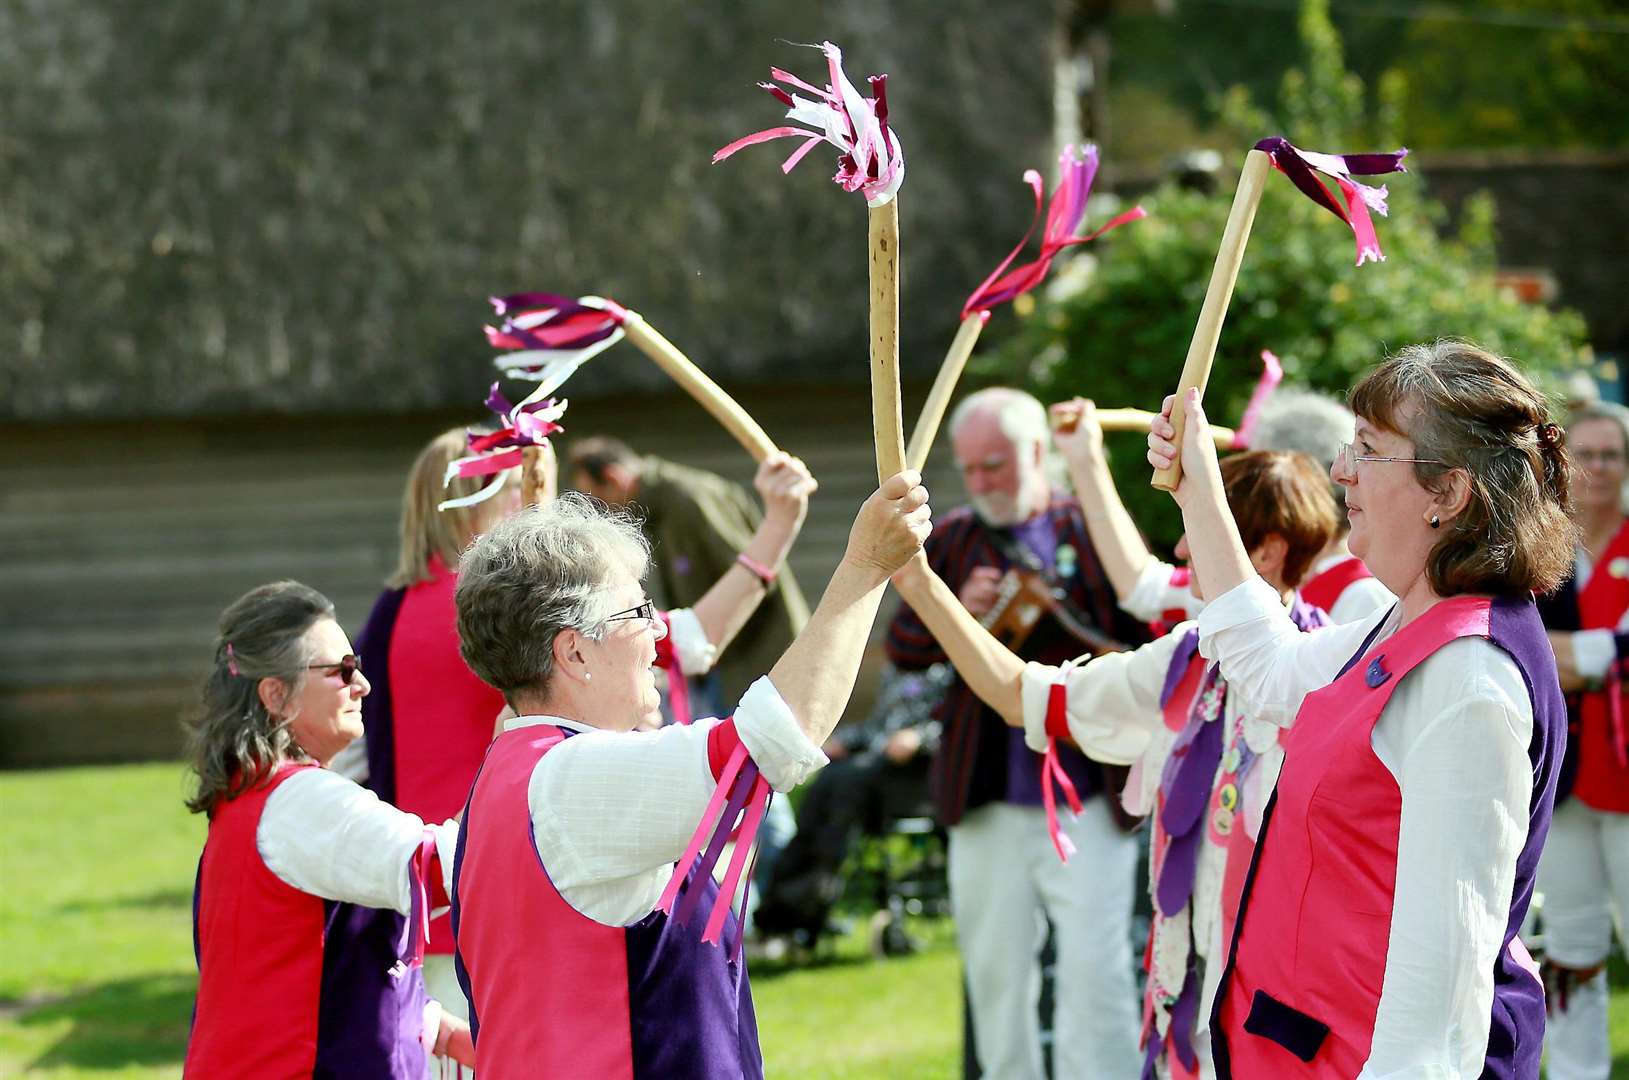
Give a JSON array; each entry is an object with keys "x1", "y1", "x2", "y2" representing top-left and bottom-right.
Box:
[
  {"x1": 1230, "y1": 350, "x2": 1284, "y2": 449},
  {"x1": 963, "y1": 145, "x2": 1146, "y2": 319},
  {"x1": 1041, "y1": 663, "x2": 1084, "y2": 863},
  {"x1": 1254, "y1": 137, "x2": 1409, "y2": 266}
]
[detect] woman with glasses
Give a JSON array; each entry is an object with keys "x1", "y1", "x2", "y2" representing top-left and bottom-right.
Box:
[
  {"x1": 355, "y1": 429, "x2": 815, "y2": 1019},
  {"x1": 1535, "y1": 401, "x2": 1629, "y2": 1079},
  {"x1": 184, "y1": 580, "x2": 475, "y2": 1078},
  {"x1": 1146, "y1": 341, "x2": 1574, "y2": 1077},
  {"x1": 449, "y1": 476, "x2": 930, "y2": 1079}
]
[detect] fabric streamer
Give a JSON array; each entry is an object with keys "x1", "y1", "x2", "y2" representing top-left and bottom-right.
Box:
[
  {"x1": 1253, "y1": 137, "x2": 1409, "y2": 266},
  {"x1": 1041, "y1": 662, "x2": 1085, "y2": 862},
  {"x1": 714, "y1": 38, "x2": 907, "y2": 481},
  {"x1": 907, "y1": 144, "x2": 1145, "y2": 470},
  {"x1": 1229, "y1": 349, "x2": 1284, "y2": 450},
  {"x1": 485, "y1": 292, "x2": 627, "y2": 410},
  {"x1": 436, "y1": 383, "x2": 566, "y2": 512}
]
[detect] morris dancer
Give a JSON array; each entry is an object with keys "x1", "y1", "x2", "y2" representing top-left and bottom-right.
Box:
[
  {"x1": 892, "y1": 449, "x2": 1339, "y2": 1078},
  {"x1": 1250, "y1": 388, "x2": 1394, "y2": 621},
  {"x1": 450, "y1": 476, "x2": 930, "y2": 1079},
  {"x1": 184, "y1": 582, "x2": 473, "y2": 1078},
  {"x1": 356, "y1": 429, "x2": 815, "y2": 1016},
  {"x1": 1535, "y1": 401, "x2": 1629, "y2": 1080},
  {"x1": 1147, "y1": 340, "x2": 1572, "y2": 1076}
]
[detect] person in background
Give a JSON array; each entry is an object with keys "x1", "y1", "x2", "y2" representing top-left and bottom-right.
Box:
[
  {"x1": 568, "y1": 435, "x2": 810, "y2": 714},
  {"x1": 449, "y1": 476, "x2": 931, "y2": 1078},
  {"x1": 1536, "y1": 400, "x2": 1629, "y2": 1080},
  {"x1": 183, "y1": 581, "x2": 473, "y2": 1078},
  {"x1": 886, "y1": 387, "x2": 1148, "y2": 1080},
  {"x1": 357, "y1": 427, "x2": 816, "y2": 1017}
]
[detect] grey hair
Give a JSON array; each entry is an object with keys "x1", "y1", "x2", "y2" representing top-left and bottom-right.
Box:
[
  {"x1": 1250, "y1": 387, "x2": 1357, "y2": 520},
  {"x1": 949, "y1": 387, "x2": 1052, "y2": 451},
  {"x1": 455, "y1": 492, "x2": 651, "y2": 696},
  {"x1": 1568, "y1": 399, "x2": 1629, "y2": 512},
  {"x1": 185, "y1": 581, "x2": 332, "y2": 816}
]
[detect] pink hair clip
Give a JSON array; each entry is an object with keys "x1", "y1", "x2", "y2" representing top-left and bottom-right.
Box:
[{"x1": 225, "y1": 643, "x2": 240, "y2": 677}]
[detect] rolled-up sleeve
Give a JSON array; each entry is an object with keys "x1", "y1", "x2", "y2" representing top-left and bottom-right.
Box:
[
  {"x1": 664, "y1": 607, "x2": 719, "y2": 677},
  {"x1": 1122, "y1": 558, "x2": 1204, "y2": 624},
  {"x1": 259, "y1": 768, "x2": 457, "y2": 915},
  {"x1": 1198, "y1": 577, "x2": 1390, "y2": 728},
  {"x1": 1017, "y1": 631, "x2": 1182, "y2": 763},
  {"x1": 1571, "y1": 628, "x2": 1617, "y2": 682}
]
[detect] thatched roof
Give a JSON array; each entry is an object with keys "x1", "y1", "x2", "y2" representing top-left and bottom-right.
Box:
[{"x1": 1, "y1": 2, "x2": 1065, "y2": 421}]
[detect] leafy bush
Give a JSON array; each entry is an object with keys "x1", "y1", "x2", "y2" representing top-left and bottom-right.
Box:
[{"x1": 986, "y1": 0, "x2": 1591, "y2": 550}]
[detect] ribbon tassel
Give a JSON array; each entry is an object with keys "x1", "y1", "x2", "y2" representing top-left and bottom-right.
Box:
[{"x1": 1041, "y1": 663, "x2": 1084, "y2": 862}]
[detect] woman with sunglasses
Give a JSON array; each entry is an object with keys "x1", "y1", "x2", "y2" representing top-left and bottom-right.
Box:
[
  {"x1": 449, "y1": 475, "x2": 930, "y2": 1079},
  {"x1": 1145, "y1": 341, "x2": 1574, "y2": 1077},
  {"x1": 354, "y1": 429, "x2": 815, "y2": 1018},
  {"x1": 1535, "y1": 401, "x2": 1629, "y2": 1079},
  {"x1": 184, "y1": 580, "x2": 475, "y2": 1078}
]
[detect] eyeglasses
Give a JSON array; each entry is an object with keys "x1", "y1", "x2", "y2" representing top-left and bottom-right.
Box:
[
  {"x1": 1575, "y1": 449, "x2": 1626, "y2": 467},
  {"x1": 1335, "y1": 442, "x2": 1449, "y2": 475},
  {"x1": 307, "y1": 654, "x2": 362, "y2": 685},
  {"x1": 603, "y1": 600, "x2": 658, "y2": 626}
]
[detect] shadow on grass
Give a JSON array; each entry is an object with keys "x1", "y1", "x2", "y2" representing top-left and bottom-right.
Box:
[
  {"x1": 18, "y1": 972, "x2": 194, "y2": 1071},
  {"x1": 55, "y1": 886, "x2": 192, "y2": 915}
]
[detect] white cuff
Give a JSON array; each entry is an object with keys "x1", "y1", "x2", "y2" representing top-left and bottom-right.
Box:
[
  {"x1": 1197, "y1": 576, "x2": 1285, "y2": 657},
  {"x1": 732, "y1": 676, "x2": 830, "y2": 793},
  {"x1": 1572, "y1": 628, "x2": 1617, "y2": 683},
  {"x1": 430, "y1": 820, "x2": 459, "y2": 921},
  {"x1": 1019, "y1": 662, "x2": 1061, "y2": 754},
  {"x1": 665, "y1": 608, "x2": 718, "y2": 677},
  {"x1": 1122, "y1": 557, "x2": 1203, "y2": 624}
]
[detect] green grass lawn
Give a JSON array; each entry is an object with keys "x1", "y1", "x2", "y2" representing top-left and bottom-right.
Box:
[{"x1": 2, "y1": 761, "x2": 1627, "y2": 1077}]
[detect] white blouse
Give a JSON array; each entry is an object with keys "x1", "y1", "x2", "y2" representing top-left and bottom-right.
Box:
[
  {"x1": 258, "y1": 767, "x2": 459, "y2": 917},
  {"x1": 1307, "y1": 552, "x2": 1397, "y2": 625},
  {"x1": 1198, "y1": 578, "x2": 1536, "y2": 1079},
  {"x1": 1122, "y1": 558, "x2": 1205, "y2": 625},
  {"x1": 1016, "y1": 622, "x2": 1289, "y2": 1031},
  {"x1": 511, "y1": 675, "x2": 826, "y2": 927}
]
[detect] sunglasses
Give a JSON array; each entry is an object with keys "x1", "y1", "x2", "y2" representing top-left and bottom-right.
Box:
[{"x1": 307, "y1": 654, "x2": 363, "y2": 685}]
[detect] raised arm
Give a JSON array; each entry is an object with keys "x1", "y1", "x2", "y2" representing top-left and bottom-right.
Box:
[
  {"x1": 685, "y1": 452, "x2": 818, "y2": 663},
  {"x1": 891, "y1": 552, "x2": 1026, "y2": 725},
  {"x1": 769, "y1": 471, "x2": 932, "y2": 746},
  {"x1": 1053, "y1": 398, "x2": 1156, "y2": 603}
]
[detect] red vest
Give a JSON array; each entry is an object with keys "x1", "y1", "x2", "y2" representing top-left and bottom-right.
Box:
[
  {"x1": 1573, "y1": 523, "x2": 1629, "y2": 812},
  {"x1": 1214, "y1": 597, "x2": 1493, "y2": 1074},
  {"x1": 390, "y1": 554, "x2": 506, "y2": 952},
  {"x1": 1299, "y1": 555, "x2": 1374, "y2": 615},
  {"x1": 186, "y1": 763, "x2": 325, "y2": 1079}
]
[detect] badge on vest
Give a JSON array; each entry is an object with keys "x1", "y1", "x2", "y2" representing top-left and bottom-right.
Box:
[
  {"x1": 1365, "y1": 655, "x2": 1391, "y2": 688},
  {"x1": 1056, "y1": 544, "x2": 1078, "y2": 579},
  {"x1": 1611, "y1": 556, "x2": 1629, "y2": 580}
]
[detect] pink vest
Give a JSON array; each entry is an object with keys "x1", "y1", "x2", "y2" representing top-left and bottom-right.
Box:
[
  {"x1": 1213, "y1": 596, "x2": 1557, "y2": 1076},
  {"x1": 186, "y1": 763, "x2": 325, "y2": 1079}
]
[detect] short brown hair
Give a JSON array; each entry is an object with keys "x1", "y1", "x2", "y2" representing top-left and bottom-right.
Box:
[
  {"x1": 1220, "y1": 450, "x2": 1340, "y2": 588},
  {"x1": 1349, "y1": 340, "x2": 1576, "y2": 597}
]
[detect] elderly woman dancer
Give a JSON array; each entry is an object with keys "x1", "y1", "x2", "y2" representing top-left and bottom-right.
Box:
[
  {"x1": 450, "y1": 473, "x2": 931, "y2": 1078},
  {"x1": 892, "y1": 448, "x2": 1339, "y2": 1078},
  {"x1": 355, "y1": 429, "x2": 815, "y2": 1016},
  {"x1": 184, "y1": 581, "x2": 474, "y2": 1078},
  {"x1": 1536, "y1": 401, "x2": 1629, "y2": 1079},
  {"x1": 1146, "y1": 340, "x2": 1574, "y2": 1077}
]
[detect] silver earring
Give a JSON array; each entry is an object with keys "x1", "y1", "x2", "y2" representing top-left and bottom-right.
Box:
[
  {"x1": 1429, "y1": 514, "x2": 1440, "y2": 529},
  {"x1": 584, "y1": 672, "x2": 592, "y2": 682}
]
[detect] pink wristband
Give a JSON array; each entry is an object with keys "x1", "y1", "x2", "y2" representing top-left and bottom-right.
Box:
[{"x1": 737, "y1": 553, "x2": 777, "y2": 586}]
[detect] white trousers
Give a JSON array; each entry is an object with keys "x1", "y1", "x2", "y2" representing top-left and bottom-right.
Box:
[
  {"x1": 423, "y1": 953, "x2": 471, "y2": 1022},
  {"x1": 950, "y1": 799, "x2": 1142, "y2": 1080},
  {"x1": 1535, "y1": 798, "x2": 1629, "y2": 1080}
]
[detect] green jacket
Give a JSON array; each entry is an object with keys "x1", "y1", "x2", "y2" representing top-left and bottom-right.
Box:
[{"x1": 634, "y1": 456, "x2": 809, "y2": 707}]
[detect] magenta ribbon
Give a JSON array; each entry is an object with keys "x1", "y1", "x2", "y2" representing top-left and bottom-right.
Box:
[
  {"x1": 1254, "y1": 136, "x2": 1409, "y2": 266},
  {"x1": 1230, "y1": 350, "x2": 1284, "y2": 449},
  {"x1": 657, "y1": 741, "x2": 773, "y2": 960},
  {"x1": 963, "y1": 144, "x2": 1146, "y2": 320}
]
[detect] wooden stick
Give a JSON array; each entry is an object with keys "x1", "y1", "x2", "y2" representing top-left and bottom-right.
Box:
[
  {"x1": 869, "y1": 198, "x2": 906, "y2": 483},
  {"x1": 1054, "y1": 405, "x2": 1237, "y2": 449},
  {"x1": 520, "y1": 443, "x2": 556, "y2": 508},
  {"x1": 620, "y1": 310, "x2": 779, "y2": 463},
  {"x1": 1151, "y1": 148, "x2": 1272, "y2": 491},
  {"x1": 906, "y1": 312, "x2": 987, "y2": 473}
]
